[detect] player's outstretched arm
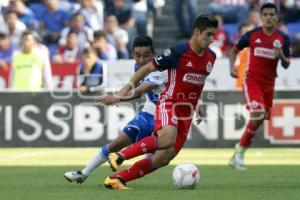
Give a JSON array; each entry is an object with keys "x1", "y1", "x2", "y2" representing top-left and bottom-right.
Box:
[
  {"x1": 228, "y1": 47, "x2": 239, "y2": 78},
  {"x1": 116, "y1": 62, "x2": 157, "y2": 98},
  {"x1": 96, "y1": 62, "x2": 157, "y2": 105},
  {"x1": 119, "y1": 83, "x2": 158, "y2": 102},
  {"x1": 96, "y1": 83, "x2": 157, "y2": 105}
]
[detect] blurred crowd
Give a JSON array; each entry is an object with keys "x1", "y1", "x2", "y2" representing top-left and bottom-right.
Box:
[
  {"x1": 0, "y1": 0, "x2": 163, "y2": 61},
  {"x1": 0, "y1": 0, "x2": 164, "y2": 91},
  {"x1": 206, "y1": 0, "x2": 300, "y2": 58},
  {"x1": 0, "y1": 0, "x2": 299, "y2": 91},
  {"x1": 172, "y1": 0, "x2": 300, "y2": 58}
]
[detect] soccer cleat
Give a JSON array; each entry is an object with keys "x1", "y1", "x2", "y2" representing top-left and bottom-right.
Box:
[
  {"x1": 104, "y1": 177, "x2": 131, "y2": 190},
  {"x1": 229, "y1": 143, "x2": 247, "y2": 170},
  {"x1": 108, "y1": 153, "x2": 124, "y2": 172},
  {"x1": 64, "y1": 170, "x2": 88, "y2": 184}
]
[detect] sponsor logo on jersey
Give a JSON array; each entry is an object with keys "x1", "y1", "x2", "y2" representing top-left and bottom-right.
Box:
[
  {"x1": 163, "y1": 49, "x2": 171, "y2": 56},
  {"x1": 254, "y1": 47, "x2": 275, "y2": 59},
  {"x1": 206, "y1": 61, "x2": 213, "y2": 72},
  {"x1": 255, "y1": 38, "x2": 262, "y2": 43},
  {"x1": 273, "y1": 39, "x2": 282, "y2": 48},
  {"x1": 183, "y1": 73, "x2": 206, "y2": 85},
  {"x1": 186, "y1": 61, "x2": 193, "y2": 67}
]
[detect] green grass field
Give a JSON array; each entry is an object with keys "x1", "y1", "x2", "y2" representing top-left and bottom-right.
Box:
[{"x1": 0, "y1": 148, "x2": 299, "y2": 200}]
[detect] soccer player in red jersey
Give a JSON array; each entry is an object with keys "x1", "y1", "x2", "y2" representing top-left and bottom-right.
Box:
[
  {"x1": 228, "y1": 3, "x2": 291, "y2": 170},
  {"x1": 97, "y1": 14, "x2": 218, "y2": 189}
]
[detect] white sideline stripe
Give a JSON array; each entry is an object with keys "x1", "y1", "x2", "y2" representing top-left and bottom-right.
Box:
[
  {"x1": 243, "y1": 77, "x2": 253, "y2": 112},
  {"x1": 1, "y1": 152, "x2": 42, "y2": 161},
  {"x1": 160, "y1": 69, "x2": 176, "y2": 126}
]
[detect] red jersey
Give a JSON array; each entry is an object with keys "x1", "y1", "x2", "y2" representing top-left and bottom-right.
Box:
[
  {"x1": 152, "y1": 42, "x2": 216, "y2": 107},
  {"x1": 236, "y1": 27, "x2": 291, "y2": 84}
]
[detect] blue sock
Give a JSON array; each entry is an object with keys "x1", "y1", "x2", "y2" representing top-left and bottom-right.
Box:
[{"x1": 101, "y1": 144, "x2": 110, "y2": 158}]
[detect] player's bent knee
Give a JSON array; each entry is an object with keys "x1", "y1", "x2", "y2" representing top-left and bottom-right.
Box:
[
  {"x1": 158, "y1": 138, "x2": 176, "y2": 149},
  {"x1": 250, "y1": 111, "x2": 266, "y2": 121},
  {"x1": 157, "y1": 127, "x2": 177, "y2": 149}
]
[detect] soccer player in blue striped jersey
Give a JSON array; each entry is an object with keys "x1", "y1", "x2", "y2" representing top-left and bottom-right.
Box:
[{"x1": 64, "y1": 35, "x2": 167, "y2": 184}]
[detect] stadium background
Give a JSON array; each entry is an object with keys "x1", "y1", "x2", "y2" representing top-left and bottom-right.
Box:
[{"x1": 0, "y1": 0, "x2": 300, "y2": 199}]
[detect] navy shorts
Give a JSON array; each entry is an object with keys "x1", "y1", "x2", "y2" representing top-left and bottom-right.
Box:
[{"x1": 122, "y1": 111, "x2": 155, "y2": 143}]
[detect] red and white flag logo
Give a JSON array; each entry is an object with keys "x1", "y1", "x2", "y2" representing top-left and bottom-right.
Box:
[{"x1": 265, "y1": 100, "x2": 300, "y2": 144}]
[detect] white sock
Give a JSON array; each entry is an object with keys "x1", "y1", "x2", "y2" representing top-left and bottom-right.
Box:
[{"x1": 81, "y1": 148, "x2": 107, "y2": 176}]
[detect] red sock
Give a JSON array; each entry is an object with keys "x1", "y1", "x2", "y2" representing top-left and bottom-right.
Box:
[
  {"x1": 111, "y1": 158, "x2": 156, "y2": 182},
  {"x1": 239, "y1": 121, "x2": 257, "y2": 147},
  {"x1": 119, "y1": 136, "x2": 158, "y2": 160}
]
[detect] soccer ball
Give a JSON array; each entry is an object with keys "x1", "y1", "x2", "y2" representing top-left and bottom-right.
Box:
[{"x1": 172, "y1": 163, "x2": 200, "y2": 189}]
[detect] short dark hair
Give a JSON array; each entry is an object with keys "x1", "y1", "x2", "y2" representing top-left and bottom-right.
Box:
[
  {"x1": 133, "y1": 35, "x2": 154, "y2": 53},
  {"x1": 82, "y1": 47, "x2": 97, "y2": 55},
  {"x1": 192, "y1": 14, "x2": 218, "y2": 32},
  {"x1": 0, "y1": 32, "x2": 8, "y2": 39},
  {"x1": 21, "y1": 30, "x2": 35, "y2": 39},
  {"x1": 93, "y1": 30, "x2": 106, "y2": 39},
  {"x1": 71, "y1": 12, "x2": 84, "y2": 21},
  {"x1": 4, "y1": 9, "x2": 17, "y2": 16},
  {"x1": 260, "y1": 3, "x2": 278, "y2": 14},
  {"x1": 67, "y1": 30, "x2": 78, "y2": 37}
]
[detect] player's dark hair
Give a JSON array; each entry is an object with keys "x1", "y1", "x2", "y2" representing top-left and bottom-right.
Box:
[
  {"x1": 260, "y1": 3, "x2": 278, "y2": 14},
  {"x1": 82, "y1": 47, "x2": 97, "y2": 55},
  {"x1": 0, "y1": 32, "x2": 7, "y2": 39},
  {"x1": 93, "y1": 30, "x2": 106, "y2": 39},
  {"x1": 4, "y1": 9, "x2": 17, "y2": 16},
  {"x1": 21, "y1": 30, "x2": 35, "y2": 39},
  {"x1": 71, "y1": 12, "x2": 84, "y2": 21},
  {"x1": 67, "y1": 30, "x2": 77, "y2": 37},
  {"x1": 133, "y1": 35, "x2": 154, "y2": 53},
  {"x1": 192, "y1": 14, "x2": 218, "y2": 33}
]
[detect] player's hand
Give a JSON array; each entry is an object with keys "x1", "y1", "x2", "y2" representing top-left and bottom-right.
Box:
[
  {"x1": 273, "y1": 48, "x2": 284, "y2": 59},
  {"x1": 96, "y1": 95, "x2": 120, "y2": 105},
  {"x1": 195, "y1": 105, "x2": 203, "y2": 125},
  {"x1": 230, "y1": 66, "x2": 239, "y2": 78},
  {"x1": 79, "y1": 85, "x2": 88, "y2": 93}
]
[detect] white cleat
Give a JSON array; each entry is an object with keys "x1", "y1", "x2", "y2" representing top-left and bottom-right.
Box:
[
  {"x1": 229, "y1": 143, "x2": 247, "y2": 170},
  {"x1": 64, "y1": 171, "x2": 88, "y2": 184}
]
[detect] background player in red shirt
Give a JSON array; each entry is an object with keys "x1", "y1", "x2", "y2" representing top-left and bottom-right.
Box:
[
  {"x1": 97, "y1": 14, "x2": 218, "y2": 189},
  {"x1": 228, "y1": 3, "x2": 291, "y2": 170}
]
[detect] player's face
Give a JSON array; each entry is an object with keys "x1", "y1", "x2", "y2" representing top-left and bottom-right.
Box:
[
  {"x1": 261, "y1": 8, "x2": 278, "y2": 28},
  {"x1": 67, "y1": 33, "x2": 78, "y2": 48},
  {"x1": 196, "y1": 28, "x2": 216, "y2": 48},
  {"x1": 21, "y1": 35, "x2": 35, "y2": 52},
  {"x1": 0, "y1": 37, "x2": 9, "y2": 50},
  {"x1": 133, "y1": 46, "x2": 154, "y2": 66}
]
